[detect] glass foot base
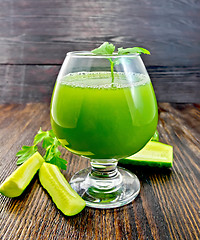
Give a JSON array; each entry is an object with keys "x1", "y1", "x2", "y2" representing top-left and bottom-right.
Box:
[{"x1": 69, "y1": 167, "x2": 140, "y2": 209}]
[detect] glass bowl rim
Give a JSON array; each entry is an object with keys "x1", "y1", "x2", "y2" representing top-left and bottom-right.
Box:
[{"x1": 66, "y1": 51, "x2": 140, "y2": 58}]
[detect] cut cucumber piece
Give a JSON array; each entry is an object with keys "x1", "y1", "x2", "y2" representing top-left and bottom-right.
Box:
[
  {"x1": 0, "y1": 152, "x2": 44, "y2": 197},
  {"x1": 39, "y1": 162, "x2": 86, "y2": 216},
  {"x1": 151, "y1": 129, "x2": 159, "y2": 141},
  {"x1": 119, "y1": 141, "x2": 173, "y2": 168}
]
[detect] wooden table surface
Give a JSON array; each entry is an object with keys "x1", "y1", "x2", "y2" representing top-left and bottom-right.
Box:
[{"x1": 0, "y1": 103, "x2": 199, "y2": 240}]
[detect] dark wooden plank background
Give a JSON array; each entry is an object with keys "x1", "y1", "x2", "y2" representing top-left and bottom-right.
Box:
[
  {"x1": 0, "y1": 0, "x2": 200, "y2": 103},
  {"x1": 0, "y1": 103, "x2": 200, "y2": 240}
]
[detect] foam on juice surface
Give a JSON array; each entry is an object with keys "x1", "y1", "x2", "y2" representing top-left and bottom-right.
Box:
[{"x1": 59, "y1": 72, "x2": 150, "y2": 89}]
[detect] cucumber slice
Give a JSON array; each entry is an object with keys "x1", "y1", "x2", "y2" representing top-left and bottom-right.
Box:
[
  {"x1": 0, "y1": 152, "x2": 44, "y2": 197},
  {"x1": 39, "y1": 162, "x2": 86, "y2": 216},
  {"x1": 151, "y1": 129, "x2": 159, "y2": 141},
  {"x1": 119, "y1": 141, "x2": 173, "y2": 168}
]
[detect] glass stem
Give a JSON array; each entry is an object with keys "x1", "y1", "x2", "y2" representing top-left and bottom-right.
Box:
[{"x1": 89, "y1": 159, "x2": 122, "y2": 190}]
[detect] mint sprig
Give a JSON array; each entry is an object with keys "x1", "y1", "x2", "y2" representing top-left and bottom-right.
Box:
[
  {"x1": 118, "y1": 47, "x2": 150, "y2": 55},
  {"x1": 16, "y1": 145, "x2": 38, "y2": 165},
  {"x1": 91, "y1": 42, "x2": 115, "y2": 55},
  {"x1": 91, "y1": 42, "x2": 150, "y2": 83},
  {"x1": 16, "y1": 128, "x2": 67, "y2": 170}
]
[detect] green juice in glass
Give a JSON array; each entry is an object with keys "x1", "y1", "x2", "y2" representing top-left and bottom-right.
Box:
[{"x1": 51, "y1": 72, "x2": 158, "y2": 159}]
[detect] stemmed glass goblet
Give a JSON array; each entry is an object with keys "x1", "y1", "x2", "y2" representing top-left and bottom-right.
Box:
[{"x1": 50, "y1": 51, "x2": 158, "y2": 208}]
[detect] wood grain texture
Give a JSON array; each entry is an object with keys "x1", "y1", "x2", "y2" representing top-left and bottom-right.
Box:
[
  {"x1": 0, "y1": 0, "x2": 199, "y2": 66},
  {"x1": 0, "y1": 103, "x2": 199, "y2": 240},
  {"x1": 0, "y1": 65, "x2": 199, "y2": 104},
  {"x1": 0, "y1": 0, "x2": 199, "y2": 103}
]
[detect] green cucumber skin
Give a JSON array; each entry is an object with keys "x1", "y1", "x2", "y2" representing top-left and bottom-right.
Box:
[
  {"x1": 0, "y1": 152, "x2": 44, "y2": 197},
  {"x1": 119, "y1": 159, "x2": 172, "y2": 168},
  {"x1": 39, "y1": 162, "x2": 86, "y2": 216},
  {"x1": 119, "y1": 142, "x2": 173, "y2": 168}
]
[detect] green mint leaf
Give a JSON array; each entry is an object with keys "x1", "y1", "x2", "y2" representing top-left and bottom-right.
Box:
[
  {"x1": 44, "y1": 144, "x2": 67, "y2": 170},
  {"x1": 49, "y1": 156, "x2": 67, "y2": 170},
  {"x1": 34, "y1": 128, "x2": 56, "y2": 149},
  {"x1": 49, "y1": 129, "x2": 56, "y2": 138},
  {"x1": 16, "y1": 145, "x2": 38, "y2": 165},
  {"x1": 118, "y1": 47, "x2": 150, "y2": 55},
  {"x1": 33, "y1": 127, "x2": 49, "y2": 145},
  {"x1": 53, "y1": 147, "x2": 61, "y2": 156},
  {"x1": 16, "y1": 128, "x2": 67, "y2": 170},
  {"x1": 44, "y1": 145, "x2": 59, "y2": 161},
  {"x1": 91, "y1": 42, "x2": 115, "y2": 55},
  {"x1": 43, "y1": 145, "x2": 55, "y2": 162},
  {"x1": 42, "y1": 136, "x2": 54, "y2": 149},
  {"x1": 53, "y1": 138, "x2": 62, "y2": 147},
  {"x1": 33, "y1": 132, "x2": 47, "y2": 145},
  {"x1": 16, "y1": 145, "x2": 32, "y2": 156}
]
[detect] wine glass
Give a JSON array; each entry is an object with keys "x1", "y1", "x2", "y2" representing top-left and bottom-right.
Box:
[{"x1": 50, "y1": 51, "x2": 158, "y2": 209}]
